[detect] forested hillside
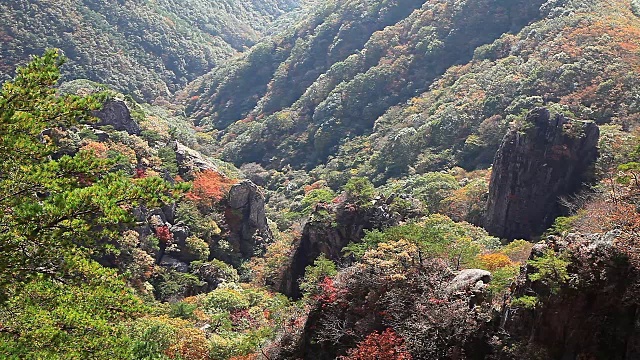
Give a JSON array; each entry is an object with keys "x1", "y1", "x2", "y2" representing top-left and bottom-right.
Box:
[
  {"x1": 5, "y1": 0, "x2": 640, "y2": 359},
  {"x1": 0, "y1": 0, "x2": 301, "y2": 100},
  {"x1": 183, "y1": 0, "x2": 640, "y2": 185},
  {"x1": 183, "y1": 0, "x2": 546, "y2": 168}
]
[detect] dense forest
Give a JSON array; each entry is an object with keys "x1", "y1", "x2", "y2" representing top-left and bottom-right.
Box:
[
  {"x1": 3, "y1": 0, "x2": 640, "y2": 359},
  {"x1": 0, "y1": 0, "x2": 302, "y2": 100}
]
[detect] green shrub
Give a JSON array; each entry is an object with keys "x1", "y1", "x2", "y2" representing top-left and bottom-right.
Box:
[
  {"x1": 203, "y1": 287, "x2": 250, "y2": 314},
  {"x1": 157, "y1": 146, "x2": 178, "y2": 176},
  {"x1": 528, "y1": 250, "x2": 569, "y2": 294},
  {"x1": 185, "y1": 236, "x2": 210, "y2": 261},
  {"x1": 343, "y1": 177, "x2": 376, "y2": 208},
  {"x1": 511, "y1": 295, "x2": 539, "y2": 309},
  {"x1": 300, "y1": 254, "x2": 338, "y2": 298}
]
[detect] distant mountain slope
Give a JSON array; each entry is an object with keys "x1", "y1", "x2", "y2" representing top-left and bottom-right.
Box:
[
  {"x1": 320, "y1": 0, "x2": 640, "y2": 183},
  {"x1": 184, "y1": 0, "x2": 640, "y2": 185},
  {"x1": 183, "y1": 0, "x2": 547, "y2": 170},
  {"x1": 0, "y1": 0, "x2": 300, "y2": 100}
]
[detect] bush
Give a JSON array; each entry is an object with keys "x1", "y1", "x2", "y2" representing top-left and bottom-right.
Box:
[
  {"x1": 511, "y1": 295, "x2": 539, "y2": 309},
  {"x1": 185, "y1": 236, "x2": 210, "y2": 261},
  {"x1": 527, "y1": 250, "x2": 570, "y2": 295},
  {"x1": 152, "y1": 270, "x2": 201, "y2": 301},
  {"x1": 299, "y1": 188, "x2": 336, "y2": 215},
  {"x1": 187, "y1": 170, "x2": 237, "y2": 208},
  {"x1": 300, "y1": 255, "x2": 338, "y2": 299},
  {"x1": 343, "y1": 177, "x2": 376, "y2": 208},
  {"x1": 204, "y1": 287, "x2": 251, "y2": 314},
  {"x1": 340, "y1": 328, "x2": 412, "y2": 360},
  {"x1": 157, "y1": 146, "x2": 179, "y2": 176}
]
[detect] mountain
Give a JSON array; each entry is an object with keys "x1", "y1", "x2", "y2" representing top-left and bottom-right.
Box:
[
  {"x1": 0, "y1": 0, "x2": 301, "y2": 100},
  {"x1": 183, "y1": 0, "x2": 640, "y2": 185},
  {"x1": 5, "y1": 0, "x2": 640, "y2": 359}
]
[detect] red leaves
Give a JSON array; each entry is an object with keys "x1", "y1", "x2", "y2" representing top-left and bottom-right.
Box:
[
  {"x1": 134, "y1": 168, "x2": 147, "y2": 179},
  {"x1": 186, "y1": 170, "x2": 237, "y2": 207},
  {"x1": 155, "y1": 225, "x2": 173, "y2": 244},
  {"x1": 316, "y1": 277, "x2": 340, "y2": 305},
  {"x1": 341, "y1": 328, "x2": 412, "y2": 360}
]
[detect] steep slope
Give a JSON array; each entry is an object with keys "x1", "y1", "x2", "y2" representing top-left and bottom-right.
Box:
[
  {"x1": 184, "y1": 0, "x2": 640, "y2": 187},
  {"x1": 0, "y1": 0, "x2": 301, "y2": 100},
  {"x1": 183, "y1": 0, "x2": 547, "y2": 169},
  {"x1": 318, "y1": 0, "x2": 640, "y2": 183}
]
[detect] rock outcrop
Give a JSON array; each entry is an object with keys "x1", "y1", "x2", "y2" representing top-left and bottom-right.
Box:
[
  {"x1": 172, "y1": 141, "x2": 220, "y2": 177},
  {"x1": 447, "y1": 269, "x2": 492, "y2": 293},
  {"x1": 279, "y1": 197, "x2": 397, "y2": 298},
  {"x1": 485, "y1": 108, "x2": 599, "y2": 240},
  {"x1": 226, "y1": 180, "x2": 273, "y2": 259},
  {"x1": 499, "y1": 232, "x2": 640, "y2": 360},
  {"x1": 92, "y1": 99, "x2": 141, "y2": 135}
]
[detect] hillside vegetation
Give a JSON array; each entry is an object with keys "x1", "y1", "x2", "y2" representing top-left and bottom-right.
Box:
[
  {"x1": 183, "y1": 0, "x2": 640, "y2": 186},
  {"x1": 5, "y1": 0, "x2": 640, "y2": 359},
  {"x1": 0, "y1": 0, "x2": 301, "y2": 100}
]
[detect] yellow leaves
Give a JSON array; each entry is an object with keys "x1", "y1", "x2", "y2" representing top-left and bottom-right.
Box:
[
  {"x1": 477, "y1": 253, "x2": 514, "y2": 271},
  {"x1": 500, "y1": 240, "x2": 534, "y2": 264},
  {"x1": 166, "y1": 326, "x2": 210, "y2": 360},
  {"x1": 361, "y1": 240, "x2": 420, "y2": 281}
]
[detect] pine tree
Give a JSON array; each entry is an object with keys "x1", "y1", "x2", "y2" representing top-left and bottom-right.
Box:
[{"x1": 0, "y1": 50, "x2": 185, "y2": 357}]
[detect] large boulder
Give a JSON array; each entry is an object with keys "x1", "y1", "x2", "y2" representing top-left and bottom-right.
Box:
[
  {"x1": 446, "y1": 269, "x2": 492, "y2": 294},
  {"x1": 172, "y1": 141, "x2": 219, "y2": 177},
  {"x1": 278, "y1": 197, "x2": 398, "y2": 298},
  {"x1": 226, "y1": 180, "x2": 273, "y2": 259},
  {"x1": 485, "y1": 108, "x2": 599, "y2": 240},
  {"x1": 92, "y1": 99, "x2": 141, "y2": 135}
]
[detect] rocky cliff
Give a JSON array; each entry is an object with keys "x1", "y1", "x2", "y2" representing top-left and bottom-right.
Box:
[
  {"x1": 485, "y1": 108, "x2": 599, "y2": 240},
  {"x1": 92, "y1": 99, "x2": 141, "y2": 135},
  {"x1": 278, "y1": 197, "x2": 397, "y2": 298},
  {"x1": 498, "y1": 232, "x2": 640, "y2": 360},
  {"x1": 226, "y1": 180, "x2": 274, "y2": 259}
]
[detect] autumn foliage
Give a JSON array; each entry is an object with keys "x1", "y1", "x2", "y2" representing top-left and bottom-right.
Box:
[
  {"x1": 477, "y1": 253, "x2": 514, "y2": 271},
  {"x1": 341, "y1": 329, "x2": 412, "y2": 360},
  {"x1": 186, "y1": 170, "x2": 237, "y2": 207},
  {"x1": 155, "y1": 225, "x2": 173, "y2": 244}
]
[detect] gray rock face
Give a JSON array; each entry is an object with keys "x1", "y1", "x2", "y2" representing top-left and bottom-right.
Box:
[
  {"x1": 447, "y1": 269, "x2": 492, "y2": 294},
  {"x1": 485, "y1": 108, "x2": 599, "y2": 240},
  {"x1": 93, "y1": 100, "x2": 141, "y2": 135},
  {"x1": 172, "y1": 141, "x2": 219, "y2": 177},
  {"x1": 159, "y1": 255, "x2": 189, "y2": 273},
  {"x1": 279, "y1": 197, "x2": 398, "y2": 298},
  {"x1": 502, "y1": 232, "x2": 640, "y2": 359},
  {"x1": 226, "y1": 180, "x2": 273, "y2": 259}
]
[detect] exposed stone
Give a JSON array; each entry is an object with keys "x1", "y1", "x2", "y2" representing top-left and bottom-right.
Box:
[
  {"x1": 226, "y1": 180, "x2": 273, "y2": 260},
  {"x1": 501, "y1": 232, "x2": 640, "y2": 359},
  {"x1": 92, "y1": 100, "x2": 140, "y2": 135},
  {"x1": 172, "y1": 141, "x2": 219, "y2": 177},
  {"x1": 162, "y1": 203, "x2": 176, "y2": 224},
  {"x1": 530, "y1": 242, "x2": 549, "y2": 258},
  {"x1": 93, "y1": 129, "x2": 110, "y2": 142},
  {"x1": 279, "y1": 197, "x2": 398, "y2": 298},
  {"x1": 446, "y1": 269, "x2": 492, "y2": 294},
  {"x1": 485, "y1": 108, "x2": 599, "y2": 240},
  {"x1": 159, "y1": 255, "x2": 189, "y2": 273},
  {"x1": 170, "y1": 223, "x2": 189, "y2": 248}
]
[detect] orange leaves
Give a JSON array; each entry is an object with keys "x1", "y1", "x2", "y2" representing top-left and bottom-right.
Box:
[
  {"x1": 165, "y1": 327, "x2": 209, "y2": 360},
  {"x1": 80, "y1": 140, "x2": 108, "y2": 157},
  {"x1": 186, "y1": 170, "x2": 237, "y2": 207},
  {"x1": 341, "y1": 328, "x2": 412, "y2": 360}
]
